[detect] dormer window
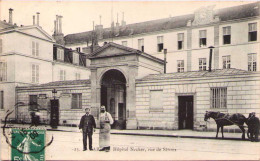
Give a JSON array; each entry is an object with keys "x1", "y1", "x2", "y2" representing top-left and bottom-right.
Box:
[
  {"x1": 57, "y1": 48, "x2": 64, "y2": 61},
  {"x1": 73, "y1": 52, "x2": 79, "y2": 65}
]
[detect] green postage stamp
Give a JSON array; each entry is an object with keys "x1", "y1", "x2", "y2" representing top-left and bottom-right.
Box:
[{"x1": 11, "y1": 128, "x2": 45, "y2": 161}]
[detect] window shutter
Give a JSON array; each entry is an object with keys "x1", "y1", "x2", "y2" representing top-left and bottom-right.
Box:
[
  {"x1": 32, "y1": 41, "x2": 35, "y2": 56},
  {"x1": 223, "y1": 26, "x2": 231, "y2": 35},
  {"x1": 249, "y1": 23, "x2": 257, "y2": 32},
  {"x1": 36, "y1": 42, "x2": 39, "y2": 56},
  {"x1": 178, "y1": 33, "x2": 184, "y2": 41},
  {"x1": 0, "y1": 39, "x2": 2, "y2": 53},
  {"x1": 36, "y1": 65, "x2": 39, "y2": 83}
]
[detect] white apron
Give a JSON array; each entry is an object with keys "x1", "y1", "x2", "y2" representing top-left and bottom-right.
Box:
[{"x1": 99, "y1": 112, "x2": 113, "y2": 148}]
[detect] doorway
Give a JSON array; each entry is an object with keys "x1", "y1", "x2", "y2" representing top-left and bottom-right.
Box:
[
  {"x1": 178, "y1": 96, "x2": 193, "y2": 129},
  {"x1": 100, "y1": 69, "x2": 126, "y2": 129},
  {"x1": 50, "y1": 99, "x2": 59, "y2": 128}
]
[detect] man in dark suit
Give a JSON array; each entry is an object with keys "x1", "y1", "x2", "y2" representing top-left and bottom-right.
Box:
[{"x1": 79, "y1": 107, "x2": 96, "y2": 151}]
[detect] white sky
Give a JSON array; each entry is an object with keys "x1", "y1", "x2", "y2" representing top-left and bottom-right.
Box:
[{"x1": 0, "y1": 0, "x2": 257, "y2": 36}]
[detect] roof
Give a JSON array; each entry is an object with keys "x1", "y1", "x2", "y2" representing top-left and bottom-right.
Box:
[
  {"x1": 64, "y1": 2, "x2": 260, "y2": 45},
  {"x1": 89, "y1": 42, "x2": 164, "y2": 64},
  {"x1": 137, "y1": 68, "x2": 258, "y2": 81}
]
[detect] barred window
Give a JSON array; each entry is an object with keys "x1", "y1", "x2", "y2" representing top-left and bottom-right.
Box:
[
  {"x1": 157, "y1": 36, "x2": 164, "y2": 52},
  {"x1": 177, "y1": 60, "x2": 184, "y2": 72},
  {"x1": 199, "y1": 58, "x2": 207, "y2": 71},
  {"x1": 249, "y1": 23, "x2": 257, "y2": 42},
  {"x1": 199, "y1": 30, "x2": 207, "y2": 47},
  {"x1": 59, "y1": 70, "x2": 66, "y2": 81},
  {"x1": 223, "y1": 26, "x2": 231, "y2": 44},
  {"x1": 177, "y1": 33, "x2": 184, "y2": 50},
  {"x1": 0, "y1": 61, "x2": 7, "y2": 82},
  {"x1": 248, "y1": 53, "x2": 257, "y2": 71},
  {"x1": 71, "y1": 93, "x2": 82, "y2": 109},
  {"x1": 210, "y1": 87, "x2": 227, "y2": 109},
  {"x1": 222, "y1": 55, "x2": 231, "y2": 69},
  {"x1": 150, "y1": 90, "x2": 163, "y2": 112}
]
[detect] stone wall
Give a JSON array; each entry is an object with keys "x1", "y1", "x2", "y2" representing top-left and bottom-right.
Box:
[{"x1": 136, "y1": 74, "x2": 260, "y2": 132}]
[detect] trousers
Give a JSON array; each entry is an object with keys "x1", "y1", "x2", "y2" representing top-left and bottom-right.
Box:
[{"x1": 83, "y1": 132, "x2": 93, "y2": 150}]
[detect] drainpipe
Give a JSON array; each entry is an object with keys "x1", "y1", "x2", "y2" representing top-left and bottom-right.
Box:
[
  {"x1": 208, "y1": 46, "x2": 214, "y2": 72},
  {"x1": 164, "y1": 49, "x2": 167, "y2": 73}
]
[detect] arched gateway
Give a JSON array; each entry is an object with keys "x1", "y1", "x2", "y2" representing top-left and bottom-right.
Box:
[
  {"x1": 88, "y1": 42, "x2": 164, "y2": 129},
  {"x1": 100, "y1": 69, "x2": 127, "y2": 129}
]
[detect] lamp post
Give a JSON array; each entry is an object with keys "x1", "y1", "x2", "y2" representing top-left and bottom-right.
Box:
[
  {"x1": 208, "y1": 46, "x2": 214, "y2": 72},
  {"x1": 52, "y1": 89, "x2": 57, "y2": 100},
  {"x1": 164, "y1": 49, "x2": 167, "y2": 73}
]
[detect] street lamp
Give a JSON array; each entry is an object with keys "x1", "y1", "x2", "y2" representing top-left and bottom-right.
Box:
[
  {"x1": 52, "y1": 89, "x2": 57, "y2": 100},
  {"x1": 208, "y1": 46, "x2": 214, "y2": 72}
]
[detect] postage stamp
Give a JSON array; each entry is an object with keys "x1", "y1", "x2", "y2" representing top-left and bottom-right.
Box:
[{"x1": 11, "y1": 128, "x2": 45, "y2": 161}]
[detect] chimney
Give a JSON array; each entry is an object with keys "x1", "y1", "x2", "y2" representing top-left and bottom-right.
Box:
[
  {"x1": 54, "y1": 20, "x2": 57, "y2": 34},
  {"x1": 33, "y1": 15, "x2": 35, "y2": 25},
  {"x1": 59, "y1": 16, "x2": 63, "y2": 34},
  {"x1": 9, "y1": 8, "x2": 13, "y2": 24},
  {"x1": 121, "y1": 12, "x2": 126, "y2": 26},
  {"x1": 36, "y1": 12, "x2": 40, "y2": 26},
  {"x1": 56, "y1": 15, "x2": 59, "y2": 34},
  {"x1": 208, "y1": 46, "x2": 214, "y2": 72}
]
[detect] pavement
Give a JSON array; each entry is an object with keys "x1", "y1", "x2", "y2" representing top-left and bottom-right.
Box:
[{"x1": 1, "y1": 123, "x2": 249, "y2": 140}]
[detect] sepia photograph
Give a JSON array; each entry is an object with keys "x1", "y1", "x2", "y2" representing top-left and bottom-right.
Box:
[{"x1": 0, "y1": 0, "x2": 260, "y2": 160}]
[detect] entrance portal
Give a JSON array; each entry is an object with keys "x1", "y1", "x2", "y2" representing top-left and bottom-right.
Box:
[
  {"x1": 101, "y1": 69, "x2": 126, "y2": 129},
  {"x1": 178, "y1": 96, "x2": 193, "y2": 129}
]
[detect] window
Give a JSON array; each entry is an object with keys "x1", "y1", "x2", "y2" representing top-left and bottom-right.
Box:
[
  {"x1": 71, "y1": 93, "x2": 82, "y2": 109},
  {"x1": 0, "y1": 91, "x2": 3, "y2": 109},
  {"x1": 177, "y1": 33, "x2": 184, "y2": 50},
  {"x1": 32, "y1": 64, "x2": 39, "y2": 83},
  {"x1": 29, "y1": 95, "x2": 38, "y2": 111},
  {"x1": 76, "y1": 47, "x2": 81, "y2": 52},
  {"x1": 222, "y1": 55, "x2": 231, "y2": 69},
  {"x1": 73, "y1": 53, "x2": 79, "y2": 65},
  {"x1": 248, "y1": 53, "x2": 257, "y2": 71},
  {"x1": 122, "y1": 41, "x2": 127, "y2": 47},
  {"x1": 59, "y1": 70, "x2": 66, "y2": 81},
  {"x1": 157, "y1": 36, "x2": 164, "y2": 52},
  {"x1": 75, "y1": 72, "x2": 80, "y2": 80},
  {"x1": 210, "y1": 87, "x2": 227, "y2": 109},
  {"x1": 199, "y1": 58, "x2": 207, "y2": 71},
  {"x1": 0, "y1": 61, "x2": 7, "y2": 82},
  {"x1": 177, "y1": 60, "x2": 184, "y2": 72},
  {"x1": 223, "y1": 26, "x2": 231, "y2": 44},
  {"x1": 150, "y1": 90, "x2": 163, "y2": 112},
  {"x1": 57, "y1": 48, "x2": 64, "y2": 61},
  {"x1": 32, "y1": 41, "x2": 39, "y2": 56},
  {"x1": 249, "y1": 23, "x2": 257, "y2": 42},
  {"x1": 0, "y1": 39, "x2": 2, "y2": 54},
  {"x1": 199, "y1": 30, "x2": 207, "y2": 47},
  {"x1": 138, "y1": 39, "x2": 144, "y2": 52}
]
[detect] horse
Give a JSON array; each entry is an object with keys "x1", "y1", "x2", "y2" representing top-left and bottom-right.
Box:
[{"x1": 204, "y1": 111, "x2": 247, "y2": 140}]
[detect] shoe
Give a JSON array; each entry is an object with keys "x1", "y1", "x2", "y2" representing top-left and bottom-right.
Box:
[
  {"x1": 99, "y1": 147, "x2": 106, "y2": 151},
  {"x1": 83, "y1": 149, "x2": 87, "y2": 151},
  {"x1": 89, "y1": 148, "x2": 93, "y2": 151}
]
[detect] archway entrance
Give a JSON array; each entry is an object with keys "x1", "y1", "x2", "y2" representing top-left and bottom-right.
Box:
[{"x1": 100, "y1": 69, "x2": 126, "y2": 129}]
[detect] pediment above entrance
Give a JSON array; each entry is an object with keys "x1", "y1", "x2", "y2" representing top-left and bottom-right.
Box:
[{"x1": 89, "y1": 42, "x2": 141, "y2": 59}]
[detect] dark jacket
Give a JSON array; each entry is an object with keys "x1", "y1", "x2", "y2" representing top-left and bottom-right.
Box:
[{"x1": 79, "y1": 114, "x2": 96, "y2": 134}]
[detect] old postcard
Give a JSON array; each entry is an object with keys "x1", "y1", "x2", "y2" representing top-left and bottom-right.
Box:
[{"x1": 0, "y1": 0, "x2": 260, "y2": 160}]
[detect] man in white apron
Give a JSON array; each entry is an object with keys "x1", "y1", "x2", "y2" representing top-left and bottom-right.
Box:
[{"x1": 99, "y1": 106, "x2": 113, "y2": 152}]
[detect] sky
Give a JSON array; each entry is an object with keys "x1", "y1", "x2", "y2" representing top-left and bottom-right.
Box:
[{"x1": 0, "y1": 0, "x2": 257, "y2": 36}]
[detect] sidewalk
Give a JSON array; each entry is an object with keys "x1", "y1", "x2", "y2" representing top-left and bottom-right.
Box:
[{"x1": 1, "y1": 123, "x2": 247, "y2": 140}]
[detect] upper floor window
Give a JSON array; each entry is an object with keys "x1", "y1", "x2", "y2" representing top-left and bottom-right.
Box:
[
  {"x1": 199, "y1": 58, "x2": 207, "y2": 71},
  {"x1": 199, "y1": 30, "x2": 207, "y2": 47},
  {"x1": 59, "y1": 69, "x2": 66, "y2": 81},
  {"x1": 0, "y1": 39, "x2": 2, "y2": 54},
  {"x1": 138, "y1": 39, "x2": 144, "y2": 52},
  {"x1": 0, "y1": 61, "x2": 7, "y2": 82},
  {"x1": 177, "y1": 33, "x2": 184, "y2": 50},
  {"x1": 32, "y1": 41, "x2": 39, "y2": 57},
  {"x1": 73, "y1": 52, "x2": 79, "y2": 65},
  {"x1": 31, "y1": 64, "x2": 39, "y2": 83},
  {"x1": 76, "y1": 47, "x2": 81, "y2": 52},
  {"x1": 177, "y1": 60, "x2": 184, "y2": 73},
  {"x1": 122, "y1": 41, "x2": 127, "y2": 47},
  {"x1": 249, "y1": 23, "x2": 257, "y2": 42},
  {"x1": 223, "y1": 26, "x2": 231, "y2": 45},
  {"x1": 157, "y1": 36, "x2": 164, "y2": 52},
  {"x1": 57, "y1": 48, "x2": 64, "y2": 61},
  {"x1": 222, "y1": 55, "x2": 231, "y2": 69},
  {"x1": 0, "y1": 91, "x2": 3, "y2": 109},
  {"x1": 248, "y1": 53, "x2": 257, "y2": 71},
  {"x1": 210, "y1": 87, "x2": 227, "y2": 109},
  {"x1": 75, "y1": 72, "x2": 81, "y2": 80},
  {"x1": 71, "y1": 93, "x2": 82, "y2": 109}
]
